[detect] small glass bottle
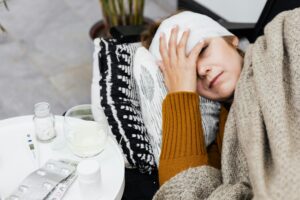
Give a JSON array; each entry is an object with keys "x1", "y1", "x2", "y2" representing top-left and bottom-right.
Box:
[{"x1": 33, "y1": 102, "x2": 56, "y2": 142}]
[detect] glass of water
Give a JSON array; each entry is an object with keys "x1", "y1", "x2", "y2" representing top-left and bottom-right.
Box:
[{"x1": 64, "y1": 104, "x2": 108, "y2": 158}]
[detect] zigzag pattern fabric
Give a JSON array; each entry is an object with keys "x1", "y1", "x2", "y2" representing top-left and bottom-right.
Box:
[{"x1": 97, "y1": 38, "x2": 156, "y2": 173}]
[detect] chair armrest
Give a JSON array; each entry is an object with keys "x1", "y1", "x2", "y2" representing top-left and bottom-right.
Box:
[{"x1": 219, "y1": 21, "x2": 256, "y2": 40}]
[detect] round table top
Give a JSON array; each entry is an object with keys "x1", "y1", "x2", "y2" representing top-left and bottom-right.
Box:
[{"x1": 0, "y1": 115, "x2": 125, "y2": 200}]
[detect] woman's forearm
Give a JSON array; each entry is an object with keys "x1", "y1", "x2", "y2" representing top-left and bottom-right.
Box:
[{"x1": 158, "y1": 92, "x2": 209, "y2": 185}]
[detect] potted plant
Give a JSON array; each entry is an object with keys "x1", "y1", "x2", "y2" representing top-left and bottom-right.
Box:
[
  {"x1": 90, "y1": 0, "x2": 151, "y2": 39},
  {"x1": 100, "y1": 0, "x2": 145, "y2": 27}
]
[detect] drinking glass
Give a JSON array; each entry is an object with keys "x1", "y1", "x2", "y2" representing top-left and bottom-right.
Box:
[{"x1": 64, "y1": 104, "x2": 108, "y2": 158}]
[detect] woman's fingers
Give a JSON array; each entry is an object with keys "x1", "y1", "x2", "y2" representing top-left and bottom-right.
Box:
[
  {"x1": 168, "y1": 26, "x2": 178, "y2": 66},
  {"x1": 160, "y1": 26, "x2": 201, "y2": 71},
  {"x1": 159, "y1": 33, "x2": 170, "y2": 68},
  {"x1": 177, "y1": 29, "x2": 190, "y2": 59},
  {"x1": 157, "y1": 61, "x2": 165, "y2": 72},
  {"x1": 157, "y1": 60, "x2": 169, "y2": 83},
  {"x1": 188, "y1": 40, "x2": 206, "y2": 62}
]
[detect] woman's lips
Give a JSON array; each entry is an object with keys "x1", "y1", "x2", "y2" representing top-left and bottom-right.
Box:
[{"x1": 209, "y1": 72, "x2": 223, "y2": 88}]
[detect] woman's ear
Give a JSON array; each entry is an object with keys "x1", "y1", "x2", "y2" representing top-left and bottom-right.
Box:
[{"x1": 231, "y1": 36, "x2": 239, "y2": 47}]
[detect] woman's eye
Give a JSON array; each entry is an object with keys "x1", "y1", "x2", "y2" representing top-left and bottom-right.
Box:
[{"x1": 200, "y1": 45, "x2": 208, "y2": 55}]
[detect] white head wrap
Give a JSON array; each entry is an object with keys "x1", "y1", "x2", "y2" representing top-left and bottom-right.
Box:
[{"x1": 149, "y1": 11, "x2": 233, "y2": 60}]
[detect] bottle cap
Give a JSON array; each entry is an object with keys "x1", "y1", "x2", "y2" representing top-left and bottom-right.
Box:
[
  {"x1": 34, "y1": 102, "x2": 50, "y2": 117},
  {"x1": 77, "y1": 160, "x2": 101, "y2": 182}
]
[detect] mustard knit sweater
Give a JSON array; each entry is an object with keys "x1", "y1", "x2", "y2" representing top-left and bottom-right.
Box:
[{"x1": 159, "y1": 92, "x2": 229, "y2": 185}]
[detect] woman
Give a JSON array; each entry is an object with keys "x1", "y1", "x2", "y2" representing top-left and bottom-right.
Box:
[
  {"x1": 143, "y1": 11, "x2": 244, "y2": 186},
  {"x1": 146, "y1": 9, "x2": 300, "y2": 200}
]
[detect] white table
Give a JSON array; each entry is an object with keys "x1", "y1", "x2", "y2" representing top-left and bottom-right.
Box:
[{"x1": 0, "y1": 115, "x2": 125, "y2": 200}]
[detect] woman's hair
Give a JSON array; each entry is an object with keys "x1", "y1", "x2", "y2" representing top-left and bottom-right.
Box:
[
  {"x1": 141, "y1": 20, "x2": 162, "y2": 49},
  {"x1": 141, "y1": 17, "x2": 245, "y2": 57},
  {"x1": 141, "y1": 10, "x2": 180, "y2": 49},
  {"x1": 222, "y1": 36, "x2": 245, "y2": 57}
]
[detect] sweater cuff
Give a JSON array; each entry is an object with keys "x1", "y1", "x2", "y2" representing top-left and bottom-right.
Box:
[
  {"x1": 161, "y1": 92, "x2": 207, "y2": 160},
  {"x1": 159, "y1": 155, "x2": 208, "y2": 186}
]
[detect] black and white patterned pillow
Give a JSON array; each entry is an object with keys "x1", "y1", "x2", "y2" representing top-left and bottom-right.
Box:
[{"x1": 97, "y1": 38, "x2": 156, "y2": 173}]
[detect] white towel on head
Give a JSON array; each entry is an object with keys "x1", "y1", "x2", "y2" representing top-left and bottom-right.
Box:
[{"x1": 149, "y1": 11, "x2": 233, "y2": 60}]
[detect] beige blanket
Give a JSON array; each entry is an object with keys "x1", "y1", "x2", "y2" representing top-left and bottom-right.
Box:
[{"x1": 153, "y1": 8, "x2": 300, "y2": 200}]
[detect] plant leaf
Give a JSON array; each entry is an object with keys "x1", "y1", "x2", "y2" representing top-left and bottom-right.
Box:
[
  {"x1": 3, "y1": 0, "x2": 9, "y2": 11},
  {"x1": 108, "y1": 0, "x2": 118, "y2": 26},
  {"x1": 139, "y1": 0, "x2": 145, "y2": 24},
  {"x1": 128, "y1": 0, "x2": 133, "y2": 14},
  {"x1": 118, "y1": 0, "x2": 126, "y2": 25},
  {"x1": 0, "y1": 23, "x2": 6, "y2": 32}
]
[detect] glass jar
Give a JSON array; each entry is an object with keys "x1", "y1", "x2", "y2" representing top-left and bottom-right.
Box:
[
  {"x1": 64, "y1": 104, "x2": 108, "y2": 158},
  {"x1": 33, "y1": 102, "x2": 56, "y2": 142}
]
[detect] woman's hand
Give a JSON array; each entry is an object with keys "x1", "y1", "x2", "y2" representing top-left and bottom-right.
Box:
[{"x1": 158, "y1": 26, "x2": 206, "y2": 93}]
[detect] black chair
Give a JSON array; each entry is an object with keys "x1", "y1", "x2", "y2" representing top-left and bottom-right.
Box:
[
  {"x1": 178, "y1": 0, "x2": 300, "y2": 42},
  {"x1": 122, "y1": 168, "x2": 159, "y2": 200}
]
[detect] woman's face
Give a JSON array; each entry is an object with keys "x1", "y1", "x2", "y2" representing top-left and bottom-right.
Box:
[{"x1": 196, "y1": 37, "x2": 243, "y2": 101}]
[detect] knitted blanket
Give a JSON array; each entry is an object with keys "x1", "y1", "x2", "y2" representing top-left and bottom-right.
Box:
[{"x1": 153, "y1": 8, "x2": 300, "y2": 200}]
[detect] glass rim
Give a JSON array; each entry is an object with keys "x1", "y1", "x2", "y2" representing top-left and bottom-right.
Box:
[
  {"x1": 34, "y1": 102, "x2": 50, "y2": 109},
  {"x1": 65, "y1": 104, "x2": 92, "y2": 116}
]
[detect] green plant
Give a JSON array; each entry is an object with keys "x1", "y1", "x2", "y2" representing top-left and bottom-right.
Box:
[
  {"x1": 99, "y1": 0, "x2": 145, "y2": 28},
  {"x1": 0, "y1": 0, "x2": 9, "y2": 32}
]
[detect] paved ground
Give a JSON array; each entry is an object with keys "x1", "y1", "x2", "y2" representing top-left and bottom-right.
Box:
[{"x1": 0, "y1": 0, "x2": 172, "y2": 119}]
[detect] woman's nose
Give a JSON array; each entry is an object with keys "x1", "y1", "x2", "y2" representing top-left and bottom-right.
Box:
[{"x1": 197, "y1": 65, "x2": 211, "y2": 79}]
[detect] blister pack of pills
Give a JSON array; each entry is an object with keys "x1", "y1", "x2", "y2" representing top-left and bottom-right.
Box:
[
  {"x1": 7, "y1": 159, "x2": 77, "y2": 200},
  {"x1": 45, "y1": 160, "x2": 78, "y2": 200}
]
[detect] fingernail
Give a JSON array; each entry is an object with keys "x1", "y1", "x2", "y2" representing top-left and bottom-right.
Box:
[{"x1": 160, "y1": 32, "x2": 164, "y2": 38}]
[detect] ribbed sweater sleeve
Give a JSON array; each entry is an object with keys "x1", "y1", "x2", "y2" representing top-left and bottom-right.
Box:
[{"x1": 159, "y1": 92, "x2": 209, "y2": 186}]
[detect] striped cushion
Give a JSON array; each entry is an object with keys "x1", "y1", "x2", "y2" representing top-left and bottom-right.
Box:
[{"x1": 97, "y1": 38, "x2": 156, "y2": 173}]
